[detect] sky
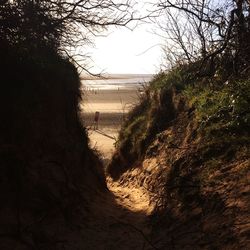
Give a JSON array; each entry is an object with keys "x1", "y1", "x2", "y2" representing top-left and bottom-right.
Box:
[
  {"x1": 88, "y1": 24, "x2": 164, "y2": 75},
  {"x1": 85, "y1": 1, "x2": 164, "y2": 75},
  {"x1": 79, "y1": 0, "x2": 225, "y2": 75}
]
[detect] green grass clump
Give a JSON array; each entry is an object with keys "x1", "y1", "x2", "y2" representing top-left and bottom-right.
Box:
[
  {"x1": 183, "y1": 78, "x2": 250, "y2": 184},
  {"x1": 184, "y1": 79, "x2": 250, "y2": 134},
  {"x1": 120, "y1": 115, "x2": 147, "y2": 155},
  {"x1": 150, "y1": 64, "x2": 196, "y2": 91},
  {"x1": 116, "y1": 93, "x2": 153, "y2": 162}
]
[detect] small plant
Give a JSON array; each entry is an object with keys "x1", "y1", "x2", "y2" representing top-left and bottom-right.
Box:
[
  {"x1": 184, "y1": 78, "x2": 250, "y2": 134},
  {"x1": 150, "y1": 64, "x2": 197, "y2": 91}
]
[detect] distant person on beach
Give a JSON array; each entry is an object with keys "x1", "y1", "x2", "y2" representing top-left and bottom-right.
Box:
[{"x1": 93, "y1": 111, "x2": 100, "y2": 130}]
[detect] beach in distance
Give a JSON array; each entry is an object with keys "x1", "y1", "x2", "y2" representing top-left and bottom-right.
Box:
[
  {"x1": 81, "y1": 73, "x2": 153, "y2": 81},
  {"x1": 80, "y1": 75, "x2": 153, "y2": 159}
]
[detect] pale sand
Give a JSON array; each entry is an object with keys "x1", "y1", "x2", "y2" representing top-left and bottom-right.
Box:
[
  {"x1": 81, "y1": 89, "x2": 139, "y2": 113},
  {"x1": 81, "y1": 88, "x2": 139, "y2": 159}
]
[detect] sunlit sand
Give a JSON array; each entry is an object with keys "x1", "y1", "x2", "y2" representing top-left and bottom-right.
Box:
[{"x1": 81, "y1": 87, "x2": 140, "y2": 159}]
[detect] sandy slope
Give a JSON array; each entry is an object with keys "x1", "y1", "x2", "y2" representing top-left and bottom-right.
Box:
[
  {"x1": 78, "y1": 178, "x2": 156, "y2": 250},
  {"x1": 107, "y1": 177, "x2": 154, "y2": 215}
]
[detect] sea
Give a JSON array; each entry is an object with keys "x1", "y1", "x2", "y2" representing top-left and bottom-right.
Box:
[{"x1": 81, "y1": 74, "x2": 153, "y2": 90}]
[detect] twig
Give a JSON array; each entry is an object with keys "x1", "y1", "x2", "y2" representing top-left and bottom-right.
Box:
[{"x1": 115, "y1": 220, "x2": 159, "y2": 249}]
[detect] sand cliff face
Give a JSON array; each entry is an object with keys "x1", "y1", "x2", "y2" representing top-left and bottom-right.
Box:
[{"x1": 108, "y1": 87, "x2": 250, "y2": 249}]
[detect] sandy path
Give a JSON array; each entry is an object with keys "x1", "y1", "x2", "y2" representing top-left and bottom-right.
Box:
[
  {"x1": 87, "y1": 128, "x2": 117, "y2": 159},
  {"x1": 84, "y1": 179, "x2": 155, "y2": 250},
  {"x1": 107, "y1": 177, "x2": 153, "y2": 215},
  {"x1": 80, "y1": 88, "x2": 156, "y2": 249}
]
